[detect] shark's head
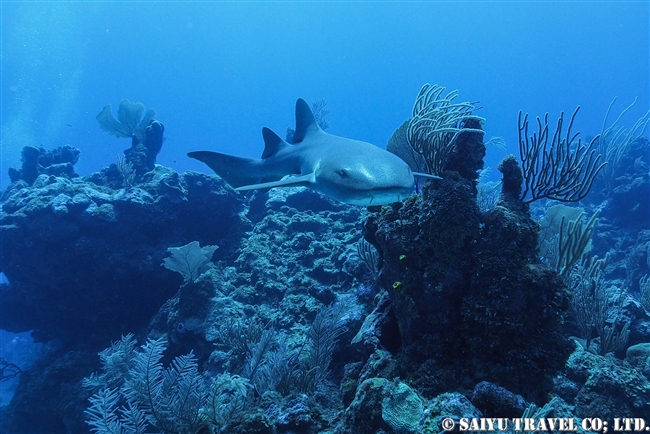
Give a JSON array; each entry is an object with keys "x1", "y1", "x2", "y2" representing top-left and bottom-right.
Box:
[{"x1": 313, "y1": 143, "x2": 415, "y2": 206}]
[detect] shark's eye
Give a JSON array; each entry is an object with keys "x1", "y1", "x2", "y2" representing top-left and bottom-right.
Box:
[{"x1": 338, "y1": 169, "x2": 348, "y2": 177}]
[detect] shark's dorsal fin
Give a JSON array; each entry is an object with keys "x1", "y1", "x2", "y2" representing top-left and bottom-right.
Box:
[
  {"x1": 293, "y1": 98, "x2": 322, "y2": 143},
  {"x1": 261, "y1": 127, "x2": 290, "y2": 159}
]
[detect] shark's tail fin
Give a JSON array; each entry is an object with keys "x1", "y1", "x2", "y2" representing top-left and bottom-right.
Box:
[{"x1": 188, "y1": 150, "x2": 261, "y2": 188}]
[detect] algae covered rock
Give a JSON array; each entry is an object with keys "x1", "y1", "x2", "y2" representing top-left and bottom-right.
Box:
[
  {"x1": 566, "y1": 347, "x2": 650, "y2": 419},
  {"x1": 345, "y1": 378, "x2": 425, "y2": 434},
  {"x1": 7, "y1": 144, "x2": 80, "y2": 187},
  {"x1": 0, "y1": 166, "x2": 250, "y2": 343},
  {"x1": 343, "y1": 378, "x2": 482, "y2": 434},
  {"x1": 363, "y1": 145, "x2": 572, "y2": 402}
]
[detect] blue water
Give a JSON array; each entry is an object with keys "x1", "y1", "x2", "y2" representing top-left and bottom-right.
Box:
[
  {"x1": 1, "y1": 2, "x2": 648, "y2": 190},
  {"x1": 0, "y1": 3, "x2": 649, "y2": 429}
]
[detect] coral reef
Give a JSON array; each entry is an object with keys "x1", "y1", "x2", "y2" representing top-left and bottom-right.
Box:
[
  {"x1": 0, "y1": 166, "x2": 372, "y2": 431},
  {"x1": 556, "y1": 346, "x2": 650, "y2": 420},
  {"x1": 7, "y1": 144, "x2": 80, "y2": 187},
  {"x1": 2, "y1": 344, "x2": 95, "y2": 433},
  {"x1": 96, "y1": 99, "x2": 165, "y2": 176},
  {"x1": 1, "y1": 95, "x2": 648, "y2": 433},
  {"x1": 123, "y1": 119, "x2": 165, "y2": 175},
  {"x1": 578, "y1": 136, "x2": 650, "y2": 347},
  {"x1": 0, "y1": 166, "x2": 248, "y2": 343},
  {"x1": 597, "y1": 137, "x2": 650, "y2": 230},
  {"x1": 363, "y1": 126, "x2": 572, "y2": 403},
  {"x1": 0, "y1": 158, "x2": 250, "y2": 431}
]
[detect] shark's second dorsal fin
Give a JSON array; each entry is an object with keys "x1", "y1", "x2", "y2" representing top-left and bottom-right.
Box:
[
  {"x1": 261, "y1": 127, "x2": 290, "y2": 159},
  {"x1": 293, "y1": 98, "x2": 322, "y2": 143}
]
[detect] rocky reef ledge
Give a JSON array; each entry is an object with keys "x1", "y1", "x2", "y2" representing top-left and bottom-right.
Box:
[{"x1": 1, "y1": 166, "x2": 250, "y2": 343}]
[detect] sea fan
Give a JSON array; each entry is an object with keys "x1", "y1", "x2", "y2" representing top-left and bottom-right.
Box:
[
  {"x1": 96, "y1": 99, "x2": 156, "y2": 142},
  {"x1": 162, "y1": 241, "x2": 218, "y2": 283}
]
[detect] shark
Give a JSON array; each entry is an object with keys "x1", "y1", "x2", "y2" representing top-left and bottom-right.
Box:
[{"x1": 188, "y1": 98, "x2": 440, "y2": 206}]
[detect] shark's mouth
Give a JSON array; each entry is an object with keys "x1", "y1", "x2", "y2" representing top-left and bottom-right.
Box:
[{"x1": 343, "y1": 187, "x2": 413, "y2": 206}]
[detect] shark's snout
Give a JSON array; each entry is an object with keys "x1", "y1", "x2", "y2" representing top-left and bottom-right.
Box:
[{"x1": 314, "y1": 155, "x2": 415, "y2": 206}]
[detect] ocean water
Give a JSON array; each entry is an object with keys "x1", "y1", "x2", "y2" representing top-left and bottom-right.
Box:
[
  {"x1": 1, "y1": 2, "x2": 650, "y2": 432},
  {"x1": 1, "y1": 2, "x2": 648, "y2": 189}
]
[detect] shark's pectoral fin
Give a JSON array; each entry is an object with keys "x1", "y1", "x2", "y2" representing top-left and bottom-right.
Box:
[
  {"x1": 413, "y1": 172, "x2": 443, "y2": 180},
  {"x1": 236, "y1": 173, "x2": 315, "y2": 192}
]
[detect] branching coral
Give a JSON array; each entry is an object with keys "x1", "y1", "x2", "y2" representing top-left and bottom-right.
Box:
[
  {"x1": 85, "y1": 336, "x2": 207, "y2": 434},
  {"x1": 557, "y1": 209, "x2": 600, "y2": 277},
  {"x1": 597, "y1": 97, "x2": 650, "y2": 193},
  {"x1": 84, "y1": 303, "x2": 349, "y2": 433},
  {"x1": 406, "y1": 83, "x2": 485, "y2": 175},
  {"x1": 518, "y1": 107, "x2": 606, "y2": 203},
  {"x1": 569, "y1": 255, "x2": 631, "y2": 355}
]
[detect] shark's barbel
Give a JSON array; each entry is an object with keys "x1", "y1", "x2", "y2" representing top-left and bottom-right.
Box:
[{"x1": 188, "y1": 98, "x2": 439, "y2": 206}]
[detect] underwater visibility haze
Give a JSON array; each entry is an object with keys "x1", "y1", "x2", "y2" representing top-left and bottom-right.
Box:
[{"x1": 0, "y1": 1, "x2": 649, "y2": 433}]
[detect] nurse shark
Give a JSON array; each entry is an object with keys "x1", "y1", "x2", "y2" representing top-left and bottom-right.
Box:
[{"x1": 188, "y1": 98, "x2": 439, "y2": 206}]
